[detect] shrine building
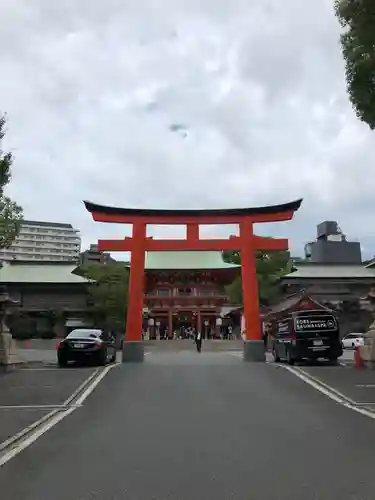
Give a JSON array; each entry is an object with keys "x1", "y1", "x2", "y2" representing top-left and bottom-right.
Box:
[{"x1": 142, "y1": 251, "x2": 240, "y2": 339}]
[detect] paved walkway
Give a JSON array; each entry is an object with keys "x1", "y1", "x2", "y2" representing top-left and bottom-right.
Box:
[
  {"x1": 1, "y1": 351, "x2": 375, "y2": 499},
  {"x1": 0, "y1": 365, "x2": 97, "y2": 445}
]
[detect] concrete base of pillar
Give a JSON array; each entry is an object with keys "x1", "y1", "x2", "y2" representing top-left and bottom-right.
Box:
[
  {"x1": 243, "y1": 340, "x2": 266, "y2": 362},
  {"x1": 122, "y1": 341, "x2": 144, "y2": 363}
]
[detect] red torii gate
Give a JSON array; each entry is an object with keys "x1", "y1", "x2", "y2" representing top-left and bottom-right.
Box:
[{"x1": 84, "y1": 199, "x2": 302, "y2": 362}]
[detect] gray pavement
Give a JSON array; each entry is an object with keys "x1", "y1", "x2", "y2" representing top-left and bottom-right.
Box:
[
  {"x1": 297, "y1": 362, "x2": 375, "y2": 405},
  {"x1": 0, "y1": 408, "x2": 51, "y2": 445},
  {"x1": 17, "y1": 348, "x2": 59, "y2": 364},
  {"x1": 0, "y1": 365, "x2": 97, "y2": 445},
  {"x1": 1, "y1": 351, "x2": 375, "y2": 499}
]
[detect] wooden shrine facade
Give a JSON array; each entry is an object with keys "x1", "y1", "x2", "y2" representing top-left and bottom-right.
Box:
[{"x1": 144, "y1": 266, "x2": 239, "y2": 339}]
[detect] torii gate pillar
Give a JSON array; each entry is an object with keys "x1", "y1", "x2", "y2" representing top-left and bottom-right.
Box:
[{"x1": 84, "y1": 199, "x2": 302, "y2": 362}]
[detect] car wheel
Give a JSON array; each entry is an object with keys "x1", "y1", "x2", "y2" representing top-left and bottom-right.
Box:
[
  {"x1": 272, "y1": 348, "x2": 280, "y2": 362},
  {"x1": 287, "y1": 349, "x2": 295, "y2": 366},
  {"x1": 109, "y1": 351, "x2": 116, "y2": 363},
  {"x1": 328, "y1": 356, "x2": 338, "y2": 365},
  {"x1": 58, "y1": 357, "x2": 68, "y2": 368},
  {"x1": 98, "y1": 348, "x2": 107, "y2": 366}
]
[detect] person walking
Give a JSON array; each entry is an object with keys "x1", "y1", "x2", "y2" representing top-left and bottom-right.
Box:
[{"x1": 195, "y1": 330, "x2": 202, "y2": 353}]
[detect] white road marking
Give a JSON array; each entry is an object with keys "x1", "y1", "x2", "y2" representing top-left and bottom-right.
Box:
[
  {"x1": 63, "y1": 368, "x2": 100, "y2": 406},
  {"x1": 290, "y1": 366, "x2": 358, "y2": 405},
  {"x1": 0, "y1": 364, "x2": 116, "y2": 467},
  {"x1": 0, "y1": 408, "x2": 76, "y2": 467},
  {"x1": 0, "y1": 405, "x2": 82, "y2": 410},
  {"x1": 74, "y1": 365, "x2": 115, "y2": 405},
  {"x1": 227, "y1": 352, "x2": 242, "y2": 358},
  {"x1": 281, "y1": 364, "x2": 375, "y2": 421}
]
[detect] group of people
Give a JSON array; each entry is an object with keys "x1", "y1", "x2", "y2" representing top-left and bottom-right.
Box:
[{"x1": 142, "y1": 324, "x2": 236, "y2": 341}]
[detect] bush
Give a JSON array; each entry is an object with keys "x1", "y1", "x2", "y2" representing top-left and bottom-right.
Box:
[
  {"x1": 11, "y1": 329, "x2": 33, "y2": 340},
  {"x1": 40, "y1": 330, "x2": 56, "y2": 339}
]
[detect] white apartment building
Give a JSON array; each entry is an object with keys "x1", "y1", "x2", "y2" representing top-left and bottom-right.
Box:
[{"x1": 0, "y1": 220, "x2": 81, "y2": 262}]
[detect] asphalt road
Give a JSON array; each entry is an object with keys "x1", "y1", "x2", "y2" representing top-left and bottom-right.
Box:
[
  {"x1": 0, "y1": 366, "x2": 97, "y2": 444},
  {"x1": 1, "y1": 351, "x2": 375, "y2": 500}
]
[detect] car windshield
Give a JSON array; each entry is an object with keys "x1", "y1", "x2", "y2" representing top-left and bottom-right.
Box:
[
  {"x1": 66, "y1": 329, "x2": 102, "y2": 339},
  {"x1": 345, "y1": 333, "x2": 363, "y2": 339}
]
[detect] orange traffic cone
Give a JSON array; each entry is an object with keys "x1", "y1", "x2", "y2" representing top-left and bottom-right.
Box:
[{"x1": 355, "y1": 345, "x2": 363, "y2": 369}]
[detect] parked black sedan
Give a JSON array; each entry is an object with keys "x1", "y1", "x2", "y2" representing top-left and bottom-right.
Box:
[{"x1": 57, "y1": 329, "x2": 117, "y2": 367}]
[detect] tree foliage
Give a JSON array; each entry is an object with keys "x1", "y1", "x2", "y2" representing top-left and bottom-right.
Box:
[
  {"x1": 0, "y1": 114, "x2": 23, "y2": 249},
  {"x1": 335, "y1": 0, "x2": 375, "y2": 129},
  {"x1": 222, "y1": 249, "x2": 292, "y2": 305},
  {"x1": 77, "y1": 263, "x2": 129, "y2": 331}
]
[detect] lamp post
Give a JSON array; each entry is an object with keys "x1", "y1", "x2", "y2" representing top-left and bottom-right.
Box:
[
  {"x1": 216, "y1": 317, "x2": 223, "y2": 339},
  {"x1": 0, "y1": 285, "x2": 18, "y2": 366}
]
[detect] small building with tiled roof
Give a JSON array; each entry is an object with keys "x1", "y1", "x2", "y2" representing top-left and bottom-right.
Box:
[
  {"x1": 279, "y1": 262, "x2": 375, "y2": 335},
  {"x1": 143, "y1": 251, "x2": 240, "y2": 339},
  {"x1": 280, "y1": 263, "x2": 375, "y2": 302},
  {"x1": 0, "y1": 261, "x2": 92, "y2": 338}
]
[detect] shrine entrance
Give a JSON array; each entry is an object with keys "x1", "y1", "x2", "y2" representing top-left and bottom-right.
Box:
[{"x1": 84, "y1": 199, "x2": 302, "y2": 362}]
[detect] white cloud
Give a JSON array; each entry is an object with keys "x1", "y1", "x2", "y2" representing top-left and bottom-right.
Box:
[{"x1": 1, "y1": 0, "x2": 374, "y2": 259}]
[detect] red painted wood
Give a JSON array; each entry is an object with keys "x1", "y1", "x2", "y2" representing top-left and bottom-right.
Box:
[
  {"x1": 239, "y1": 218, "x2": 262, "y2": 341},
  {"x1": 97, "y1": 237, "x2": 241, "y2": 252},
  {"x1": 186, "y1": 223, "x2": 199, "y2": 241},
  {"x1": 98, "y1": 235, "x2": 288, "y2": 252},
  {"x1": 145, "y1": 238, "x2": 242, "y2": 251},
  {"x1": 98, "y1": 238, "x2": 133, "y2": 252},
  {"x1": 253, "y1": 236, "x2": 289, "y2": 251},
  {"x1": 125, "y1": 222, "x2": 146, "y2": 341},
  {"x1": 87, "y1": 202, "x2": 301, "y2": 347}
]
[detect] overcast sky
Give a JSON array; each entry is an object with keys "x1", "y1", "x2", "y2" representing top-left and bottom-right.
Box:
[{"x1": 1, "y1": 0, "x2": 374, "y2": 259}]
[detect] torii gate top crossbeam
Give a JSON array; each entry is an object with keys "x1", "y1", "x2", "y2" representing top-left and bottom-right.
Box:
[{"x1": 83, "y1": 199, "x2": 302, "y2": 225}]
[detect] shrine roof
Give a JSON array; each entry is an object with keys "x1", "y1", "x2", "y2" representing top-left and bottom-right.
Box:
[
  {"x1": 83, "y1": 199, "x2": 302, "y2": 218},
  {"x1": 144, "y1": 251, "x2": 239, "y2": 270},
  {"x1": 265, "y1": 293, "x2": 333, "y2": 318},
  {"x1": 0, "y1": 261, "x2": 91, "y2": 284},
  {"x1": 282, "y1": 264, "x2": 375, "y2": 280}
]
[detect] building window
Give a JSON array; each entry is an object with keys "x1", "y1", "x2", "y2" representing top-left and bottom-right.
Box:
[
  {"x1": 199, "y1": 289, "x2": 213, "y2": 296},
  {"x1": 157, "y1": 289, "x2": 170, "y2": 296},
  {"x1": 178, "y1": 287, "x2": 192, "y2": 296}
]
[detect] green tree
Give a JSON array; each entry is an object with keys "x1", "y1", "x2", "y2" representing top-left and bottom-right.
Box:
[
  {"x1": 335, "y1": 0, "x2": 375, "y2": 129},
  {"x1": 77, "y1": 263, "x2": 129, "y2": 331},
  {"x1": 0, "y1": 114, "x2": 23, "y2": 365},
  {"x1": 222, "y1": 249, "x2": 293, "y2": 305},
  {"x1": 0, "y1": 114, "x2": 23, "y2": 248}
]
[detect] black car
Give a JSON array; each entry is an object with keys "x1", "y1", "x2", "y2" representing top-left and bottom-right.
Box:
[
  {"x1": 57, "y1": 328, "x2": 117, "y2": 367},
  {"x1": 272, "y1": 310, "x2": 343, "y2": 365}
]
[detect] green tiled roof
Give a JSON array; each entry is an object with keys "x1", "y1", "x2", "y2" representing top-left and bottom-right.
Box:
[
  {"x1": 283, "y1": 264, "x2": 375, "y2": 280},
  {"x1": 0, "y1": 262, "x2": 90, "y2": 284},
  {"x1": 145, "y1": 251, "x2": 239, "y2": 270}
]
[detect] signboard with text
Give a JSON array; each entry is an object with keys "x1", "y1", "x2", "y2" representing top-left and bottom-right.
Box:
[{"x1": 294, "y1": 315, "x2": 337, "y2": 332}]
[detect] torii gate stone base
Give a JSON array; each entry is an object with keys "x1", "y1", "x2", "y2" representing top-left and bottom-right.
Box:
[{"x1": 84, "y1": 199, "x2": 302, "y2": 363}]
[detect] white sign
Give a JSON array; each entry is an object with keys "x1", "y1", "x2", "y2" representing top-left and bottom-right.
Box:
[{"x1": 294, "y1": 315, "x2": 336, "y2": 332}]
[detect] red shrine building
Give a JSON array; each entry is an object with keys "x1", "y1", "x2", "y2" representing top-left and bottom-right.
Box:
[{"x1": 142, "y1": 251, "x2": 240, "y2": 339}]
